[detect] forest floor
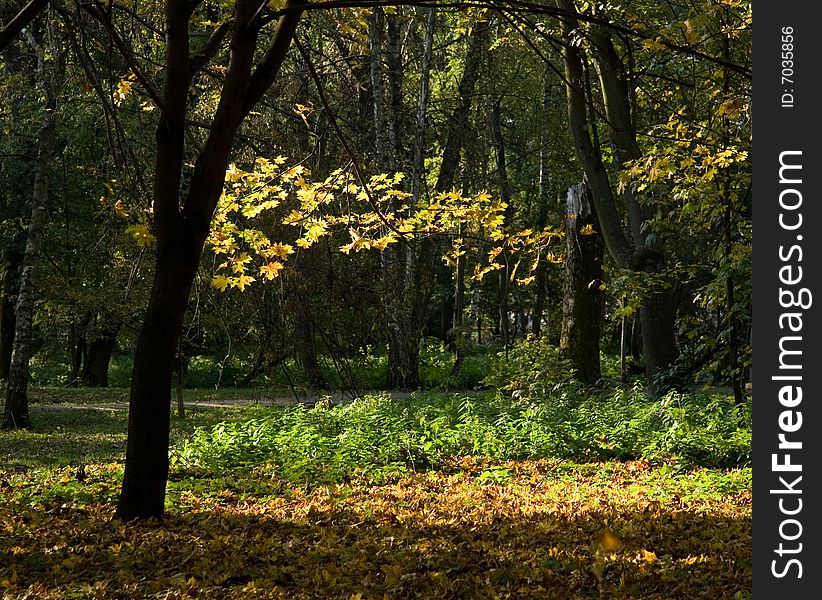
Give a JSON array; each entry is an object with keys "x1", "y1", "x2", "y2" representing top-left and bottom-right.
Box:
[{"x1": 1, "y1": 389, "x2": 752, "y2": 599}]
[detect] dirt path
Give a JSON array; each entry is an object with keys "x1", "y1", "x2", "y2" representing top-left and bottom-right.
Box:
[{"x1": 32, "y1": 390, "x2": 483, "y2": 412}]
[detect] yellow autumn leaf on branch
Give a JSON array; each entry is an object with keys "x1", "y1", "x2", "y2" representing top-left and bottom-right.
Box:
[
  {"x1": 259, "y1": 262, "x2": 285, "y2": 280},
  {"x1": 211, "y1": 274, "x2": 231, "y2": 292},
  {"x1": 234, "y1": 274, "x2": 255, "y2": 291}
]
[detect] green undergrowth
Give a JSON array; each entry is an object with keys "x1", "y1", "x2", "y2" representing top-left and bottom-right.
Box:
[{"x1": 174, "y1": 388, "x2": 751, "y2": 484}]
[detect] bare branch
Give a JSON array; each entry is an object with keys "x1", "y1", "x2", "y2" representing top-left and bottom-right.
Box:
[{"x1": 189, "y1": 20, "x2": 231, "y2": 76}]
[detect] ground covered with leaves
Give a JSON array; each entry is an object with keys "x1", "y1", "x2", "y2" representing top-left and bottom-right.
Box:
[{"x1": 1, "y1": 390, "x2": 751, "y2": 599}]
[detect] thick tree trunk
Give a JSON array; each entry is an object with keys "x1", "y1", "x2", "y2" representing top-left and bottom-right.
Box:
[
  {"x1": 295, "y1": 302, "x2": 325, "y2": 389},
  {"x1": 116, "y1": 0, "x2": 303, "y2": 520},
  {"x1": 3, "y1": 24, "x2": 60, "y2": 430},
  {"x1": 80, "y1": 325, "x2": 119, "y2": 387},
  {"x1": 387, "y1": 320, "x2": 421, "y2": 389},
  {"x1": 560, "y1": 183, "x2": 605, "y2": 384},
  {"x1": 118, "y1": 239, "x2": 200, "y2": 518}
]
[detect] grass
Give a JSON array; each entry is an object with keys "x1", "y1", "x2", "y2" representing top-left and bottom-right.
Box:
[{"x1": 0, "y1": 386, "x2": 751, "y2": 599}]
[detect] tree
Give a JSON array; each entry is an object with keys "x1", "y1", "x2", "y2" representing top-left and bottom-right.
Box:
[
  {"x1": 111, "y1": 0, "x2": 304, "y2": 520},
  {"x1": 2, "y1": 12, "x2": 63, "y2": 430},
  {"x1": 0, "y1": 0, "x2": 48, "y2": 54},
  {"x1": 559, "y1": 182, "x2": 604, "y2": 383},
  {"x1": 555, "y1": 0, "x2": 678, "y2": 391}
]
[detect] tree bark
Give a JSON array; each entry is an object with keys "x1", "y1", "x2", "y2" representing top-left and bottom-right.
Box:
[
  {"x1": 0, "y1": 231, "x2": 25, "y2": 380},
  {"x1": 556, "y1": 0, "x2": 678, "y2": 390},
  {"x1": 3, "y1": 22, "x2": 61, "y2": 430},
  {"x1": 116, "y1": 0, "x2": 303, "y2": 520},
  {"x1": 560, "y1": 183, "x2": 605, "y2": 384},
  {"x1": 80, "y1": 325, "x2": 119, "y2": 387}
]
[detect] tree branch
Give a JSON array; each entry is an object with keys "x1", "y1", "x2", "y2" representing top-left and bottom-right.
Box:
[
  {"x1": 189, "y1": 20, "x2": 231, "y2": 76},
  {"x1": 0, "y1": 0, "x2": 48, "y2": 53}
]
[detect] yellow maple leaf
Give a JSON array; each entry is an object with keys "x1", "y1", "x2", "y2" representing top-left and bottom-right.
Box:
[
  {"x1": 259, "y1": 262, "x2": 285, "y2": 280},
  {"x1": 211, "y1": 275, "x2": 231, "y2": 292},
  {"x1": 234, "y1": 274, "x2": 255, "y2": 291},
  {"x1": 113, "y1": 200, "x2": 129, "y2": 218}
]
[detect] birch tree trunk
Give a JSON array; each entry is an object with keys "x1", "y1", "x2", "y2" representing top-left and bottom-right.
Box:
[{"x1": 2, "y1": 22, "x2": 62, "y2": 430}]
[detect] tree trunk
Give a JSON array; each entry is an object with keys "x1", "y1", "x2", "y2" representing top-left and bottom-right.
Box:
[
  {"x1": 295, "y1": 302, "x2": 326, "y2": 389},
  {"x1": 80, "y1": 325, "x2": 118, "y2": 387},
  {"x1": 560, "y1": 183, "x2": 605, "y2": 384},
  {"x1": 490, "y1": 99, "x2": 512, "y2": 352},
  {"x1": 3, "y1": 23, "x2": 60, "y2": 430},
  {"x1": 387, "y1": 320, "x2": 421, "y2": 389},
  {"x1": 118, "y1": 239, "x2": 200, "y2": 518},
  {"x1": 0, "y1": 232, "x2": 24, "y2": 380},
  {"x1": 589, "y1": 22, "x2": 679, "y2": 389},
  {"x1": 556, "y1": 0, "x2": 678, "y2": 391},
  {"x1": 116, "y1": 0, "x2": 303, "y2": 520}
]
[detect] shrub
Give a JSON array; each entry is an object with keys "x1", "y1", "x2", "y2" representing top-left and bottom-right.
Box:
[{"x1": 482, "y1": 336, "x2": 574, "y2": 397}]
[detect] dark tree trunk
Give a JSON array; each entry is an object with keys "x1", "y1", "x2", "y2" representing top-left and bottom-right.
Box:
[
  {"x1": 387, "y1": 321, "x2": 421, "y2": 390},
  {"x1": 118, "y1": 239, "x2": 200, "y2": 518},
  {"x1": 634, "y1": 252, "x2": 678, "y2": 386},
  {"x1": 295, "y1": 303, "x2": 326, "y2": 389},
  {"x1": 0, "y1": 232, "x2": 24, "y2": 380},
  {"x1": 560, "y1": 183, "x2": 605, "y2": 384},
  {"x1": 115, "y1": 0, "x2": 303, "y2": 520},
  {"x1": 80, "y1": 326, "x2": 118, "y2": 387}
]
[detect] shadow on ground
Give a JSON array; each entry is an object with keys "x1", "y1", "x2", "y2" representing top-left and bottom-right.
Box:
[{"x1": 1, "y1": 483, "x2": 751, "y2": 599}]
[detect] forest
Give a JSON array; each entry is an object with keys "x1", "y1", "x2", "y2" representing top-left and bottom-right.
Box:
[{"x1": 1, "y1": 0, "x2": 751, "y2": 598}]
